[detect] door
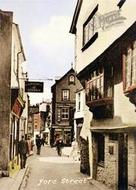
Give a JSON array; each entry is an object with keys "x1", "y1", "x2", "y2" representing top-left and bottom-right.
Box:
[{"x1": 118, "y1": 133, "x2": 128, "y2": 190}]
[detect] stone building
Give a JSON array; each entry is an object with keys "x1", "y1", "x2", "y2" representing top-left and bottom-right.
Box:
[
  {"x1": 51, "y1": 68, "x2": 81, "y2": 146},
  {"x1": 0, "y1": 10, "x2": 29, "y2": 176},
  {"x1": 70, "y1": 0, "x2": 136, "y2": 189}
]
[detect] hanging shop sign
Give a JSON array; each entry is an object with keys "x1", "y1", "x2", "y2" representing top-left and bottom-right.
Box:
[{"x1": 25, "y1": 81, "x2": 44, "y2": 92}]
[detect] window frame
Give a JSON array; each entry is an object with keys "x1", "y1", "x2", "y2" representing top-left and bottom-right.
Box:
[
  {"x1": 85, "y1": 64, "x2": 113, "y2": 102},
  {"x1": 82, "y1": 4, "x2": 98, "y2": 51},
  {"x1": 86, "y1": 67, "x2": 104, "y2": 102},
  {"x1": 68, "y1": 74, "x2": 75, "y2": 85},
  {"x1": 61, "y1": 107, "x2": 69, "y2": 120},
  {"x1": 62, "y1": 89, "x2": 70, "y2": 101}
]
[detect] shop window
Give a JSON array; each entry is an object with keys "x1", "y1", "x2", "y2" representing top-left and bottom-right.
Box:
[
  {"x1": 82, "y1": 4, "x2": 98, "y2": 51},
  {"x1": 62, "y1": 89, "x2": 70, "y2": 101},
  {"x1": 61, "y1": 108, "x2": 69, "y2": 120},
  {"x1": 123, "y1": 41, "x2": 136, "y2": 93}
]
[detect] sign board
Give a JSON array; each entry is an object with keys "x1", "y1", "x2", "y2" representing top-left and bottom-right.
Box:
[{"x1": 25, "y1": 81, "x2": 44, "y2": 92}]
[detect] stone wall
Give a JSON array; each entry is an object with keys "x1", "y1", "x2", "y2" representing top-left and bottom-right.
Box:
[
  {"x1": 96, "y1": 135, "x2": 118, "y2": 190},
  {"x1": 80, "y1": 137, "x2": 90, "y2": 175}
]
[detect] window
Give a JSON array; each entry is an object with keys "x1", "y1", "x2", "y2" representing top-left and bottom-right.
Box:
[
  {"x1": 86, "y1": 67, "x2": 104, "y2": 101},
  {"x1": 61, "y1": 108, "x2": 69, "y2": 120},
  {"x1": 83, "y1": 18, "x2": 95, "y2": 45},
  {"x1": 69, "y1": 75, "x2": 75, "y2": 84},
  {"x1": 86, "y1": 64, "x2": 113, "y2": 102},
  {"x1": 62, "y1": 89, "x2": 70, "y2": 101},
  {"x1": 123, "y1": 41, "x2": 136, "y2": 92},
  {"x1": 82, "y1": 4, "x2": 98, "y2": 50}
]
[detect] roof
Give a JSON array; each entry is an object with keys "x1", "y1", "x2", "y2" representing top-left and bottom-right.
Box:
[
  {"x1": 77, "y1": 21, "x2": 136, "y2": 80},
  {"x1": 51, "y1": 68, "x2": 75, "y2": 91},
  {"x1": 69, "y1": 0, "x2": 83, "y2": 34}
]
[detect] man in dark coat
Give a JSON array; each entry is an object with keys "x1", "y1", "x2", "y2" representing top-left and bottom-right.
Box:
[
  {"x1": 18, "y1": 136, "x2": 29, "y2": 169},
  {"x1": 36, "y1": 135, "x2": 42, "y2": 155}
]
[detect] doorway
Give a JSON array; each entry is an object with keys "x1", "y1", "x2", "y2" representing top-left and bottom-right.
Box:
[{"x1": 118, "y1": 133, "x2": 128, "y2": 190}]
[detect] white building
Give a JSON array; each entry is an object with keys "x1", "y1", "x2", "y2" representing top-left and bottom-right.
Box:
[
  {"x1": 70, "y1": 0, "x2": 136, "y2": 189},
  {"x1": 10, "y1": 23, "x2": 29, "y2": 172}
]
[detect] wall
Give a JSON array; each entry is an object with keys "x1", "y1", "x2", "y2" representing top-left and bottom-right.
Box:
[
  {"x1": 75, "y1": 0, "x2": 136, "y2": 73},
  {"x1": 96, "y1": 135, "x2": 118, "y2": 189},
  {"x1": 128, "y1": 134, "x2": 136, "y2": 186},
  {"x1": 0, "y1": 10, "x2": 13, "y2": 175}
]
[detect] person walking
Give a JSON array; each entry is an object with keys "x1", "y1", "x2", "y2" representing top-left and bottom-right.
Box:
[
  {"x1": 18, "y1": 136, "x2": 29, "y2": 169},
  {"x1": 54, "y1": 137, "x2": 63, "y2": 156},
  {"x1": 36, "y1": 135, "x2": 42, "y2": 155}
]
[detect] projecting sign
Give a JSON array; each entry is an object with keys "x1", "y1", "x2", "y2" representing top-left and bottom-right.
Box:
[{"x1": 25, "y1": 81, "x2": 44, "y2": 92}]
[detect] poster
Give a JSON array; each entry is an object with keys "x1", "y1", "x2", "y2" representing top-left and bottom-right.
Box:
[{"x1": 0, "y1": 0, "x2": 136, "y2": 190}]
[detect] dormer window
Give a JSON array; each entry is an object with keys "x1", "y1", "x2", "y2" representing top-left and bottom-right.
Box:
[{"x1": 69, "y1": 74, "x2": 75, "y2": 84}]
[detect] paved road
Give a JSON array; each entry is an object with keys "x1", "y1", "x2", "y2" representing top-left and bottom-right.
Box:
[{"x1": 20, "y1": 146, "x2": 99, "y2": 190}]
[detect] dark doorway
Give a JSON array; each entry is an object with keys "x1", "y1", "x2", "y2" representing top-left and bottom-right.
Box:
[{"x1": 118, "y1": 133, "x2": 128, "y2": 190}]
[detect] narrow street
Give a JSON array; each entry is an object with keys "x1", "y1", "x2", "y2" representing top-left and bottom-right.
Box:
[{"x1": 20, "y1": 146, "x2": 98, "y2": 190}]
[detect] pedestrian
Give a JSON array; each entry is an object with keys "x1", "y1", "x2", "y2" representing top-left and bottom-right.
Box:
[
  {"x1": 54, "y1": 136, "x2": 63, "y2": 156},
  {"x1": 18, "y1": 135, "x2": 29, "y2": 169},
  {"x1": 41, "y1": 138, "x2": 45, "y2": 146},
  {"x1": 36, "y1": 135, "x2": 42, "y2": 155}
]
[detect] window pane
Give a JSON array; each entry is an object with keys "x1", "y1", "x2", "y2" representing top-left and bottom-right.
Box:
[{"x1": 62, "y1": 90, "x2": 69, "y2": 100}]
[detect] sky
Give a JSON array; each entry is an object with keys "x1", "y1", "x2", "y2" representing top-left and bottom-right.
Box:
[{"x1": 0, "y1": 0, "x2": 77, "y2": 104}]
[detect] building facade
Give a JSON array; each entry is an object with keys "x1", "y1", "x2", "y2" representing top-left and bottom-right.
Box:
[
  {"x1": 0, "y1": 10, "x2": 29, "y2": 176},
  {"x1": 39, "y1": 101, "x2": 51, "y2": 145},
  {"x1": 51, "y1": 68, "x2": 81, "y2": 146},
  {"x1": 70, "y1": 0, "x2": 136, "y2": 189}
]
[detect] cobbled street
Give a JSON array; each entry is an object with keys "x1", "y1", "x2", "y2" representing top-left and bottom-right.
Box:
[{"x1": 20, "y1": 146, "x2": 99, "y2": 190}]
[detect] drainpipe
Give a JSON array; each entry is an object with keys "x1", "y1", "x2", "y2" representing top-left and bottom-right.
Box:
[{"x1": 17, "y1": 50, "x2": 22, "y2": 88}]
